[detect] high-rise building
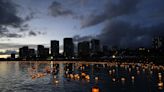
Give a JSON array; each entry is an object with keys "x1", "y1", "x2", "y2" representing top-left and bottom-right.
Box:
[
  {"x1": 102, "y1": 45, "x2": 109, "y2": 56},
  {"x1": 78, "y1": 41, "x2": 90, "y2": 58},
  {"x1": 29, "y1": 49, "x2": 36, "y2": 59},
  {"x1": 51, "y1": 40, "x2": 59, "y2": 58},
  {"x1": 91, "y1": 39, "x2": 100, "y2": 54},
  {"x1": 37, "y1": 45, "x2": 49, "y2": 60},
  {"x1": 19, "y1": 46, "x2": 29, "y2": 59},
  {"x1": 153, "y1": 37, "x2": 163, "y2": 49},
  {"x1": 63, "y1": 38, "x2": 74, "y2": 59},
  {"x1": 37, "y1": 45, "x2": 45, "y2": 59},
  {"x1": 43, "y1": 48, "x2": 49, "y2": 59},
  {"x1": 11, "y1": 53, "x2": 15, "y2": 60}
]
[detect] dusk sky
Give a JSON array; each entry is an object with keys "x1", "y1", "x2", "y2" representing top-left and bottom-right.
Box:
[{"x1": 0, "y1": 0, "x2": 164, "y2": 57}]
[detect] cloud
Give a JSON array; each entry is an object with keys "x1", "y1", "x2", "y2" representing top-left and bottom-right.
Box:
[
  {"x1": 0, "y1": 26, "x2": 22, "y2": 38},
  {"x1": 75, "y1": 20, "x2": 164, "y2": 48},
  {"x1": 0, "y1": 0, "x2": 42, "y2": 38},
  {"x1": 0, "y1": 43, "x2": 38, "y2": 50},
  {"x1": 0, "y1": 0, "x2": 23, "y2": 28},
  {"x1": 81, "y1": 0, "x2": 140, "y2": 28},
  {"x1": 97, "y1": 20, "x2": 164, "y2": 48},
  {"x1": 29, "y1": 31, "x2": 37, "y2": 36},
  {"x1": 49, "y1": 1, "x2": 73, "y2": 17},
  {"x1": 78, "y1": 0, "x2": 164, "y2": 48},
  {"x1": 73, "y1": 35, "x2": 94, "y2": 42}
]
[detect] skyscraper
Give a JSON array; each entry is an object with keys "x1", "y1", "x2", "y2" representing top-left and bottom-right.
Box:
[
  {"x1": 102, "y1": 45, "x2": 109, "y2": 56},
  {"x1": 29, "y1": 49, "x2": 36, "y2": 60},
  {"x1": 37, "y1": 45, "x2": 45, "y2": 59},
  {"x1": 11, "y1": 53, "x2": 16, "y2": 60},
  {"x1": 43, "y1": 48, "x2": 49, "y2": 59},
  {"x1": 153, "y1": 37, "x2": 163, "y2": 49},
  {"x1": 51, "y1": 40, "x2": 59, "y2": 58},
  {"x1": 19, "y1": 46, "x2": 29, "y2": 60},
  {"x1": 63, "y1": 38, "x2": 74, "y2": 59},
  {"x1": 78, "y1": 41, "x2": 90, "y2": 58},
  {"x1": 91, "y1": 39, "x2": 100, "y2": 54},
  {"x1": 37, "y1": 45, "x2": 49, "y2": 60}
]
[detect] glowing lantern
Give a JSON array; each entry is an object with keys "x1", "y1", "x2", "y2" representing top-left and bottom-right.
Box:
[
  {"x1": 121, "y1": 77, "x2": 126, "y2": 82},
  {"x1": 70, "y1": 74, "x2": 74, "y2": 79},
  {"x1": 158, "y1": 82, "x2": 163, "y2": 90},
  {"x1": 158, "y1": 73, "x2": 162, "y2": 81},
  {"x1": 109, "y1": 70, "x2": 112, "y2": 75},
  {"x1": 85, "y1": 75, "x2": 90, "y2": 80},
  {"x1": 81, "y1": 72, "x2": 86, "y2": 77},
  {"x1": 131, "y1": 76, "x2": 135, "y2": 80},
  {"x1": 158, "y1": 82, "x2": 163, "y2": 87},
  {"x1": 112, "y1": 55, "x2": 116, "y2": 58},
  {"x1": 95, "y1": 77, "x2": 99, "y2": 81},
  {"x1": 112, "y1": 78, "x2": 116, "y2": 82},
  {"x1": 92, "y1": 86, "x2": 100, "y2": 92},
  {"x1": 54, "y1": 80, "x2": 59, "y2": 84}
]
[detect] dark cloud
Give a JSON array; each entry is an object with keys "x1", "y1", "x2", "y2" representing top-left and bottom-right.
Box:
[
  {"x1": 73, "y1": 35, "x2": 93, "y2": 42},
  {"x1": 25, "y1": 10, "x2": 36, "y2": 21},
  {"x1": 49, "y1": 1, "x2": 73, "y2": 17},
  {"x1": 0, "y1": 0, "x2": 27, "y2": 38},
  {"x1": 79, "y1": 0, "x2": 164, "y2": 48},
  {"x1": 0, "y1": 43, "x2": 38, "y2": 50},
  {"x1": 81, "y1": 0, "x2": 140, "y2": 28},
  {"x1": 4, "y1": 33, "x2": 22, "y2": 38},
  {"x1": 29, "y1": 31, "x2": 37, "y2": 36},
  {"x1": 0, "y1": 0, "x2": 42, "y2": 38},
  {"x1": 0, "y1": 0, "x2": 23, "y2": 27},
  {"x1": 0, "y1": 26, "x2": 22, "y2": 38},
  {"x1": 98, "y1": 20, "x2": 164, "y2": 48},
  {"x1": 75, "y1": 20, "x2": 164, "y2": 48}
]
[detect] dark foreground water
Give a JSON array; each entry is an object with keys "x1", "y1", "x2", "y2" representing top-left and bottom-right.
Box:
[{"x1": 0, "y1": 61, "x2": 164, "y2": 92}]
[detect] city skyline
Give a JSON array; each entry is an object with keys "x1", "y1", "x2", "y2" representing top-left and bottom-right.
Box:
[
  {"x1": 0, "y1": 36, "x2": 163, "y2": 58},
  {"x1": 0, "y1": 0, "x2": 164, "y2": 58},
  {"x1": 0, "y1": 36, "x2": 162, "y2": 60}
]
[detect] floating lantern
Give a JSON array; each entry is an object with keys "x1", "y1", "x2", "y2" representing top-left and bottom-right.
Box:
[
  {"x1": 95, "y1": 77, "x2": 99, "y2": 81},
  {"x1": 142, "y1": 69, "x2": 145, "y2": 72},
  {"x1": 137, "y1": 70, "x2": 140, "y2": 74},
  {"x1": 109, "y1": 70, "x2": 112, "y2": 75},
  {"x1": 112, "y1": 69, "x2": 115, "y2": 73},
  {"x1": 129, "y1": 68, "x2": 131, "y2": 72},
  {"x1": 65, "y1": 71, "x2": 68, "y2": 74},
  {"x1": 150, "y1": 71, "x2": 153, "y2": 74},
  {"x1": 158, "y1": 82, "x2": 163, "y2": 90},
  {"x1": 74, "y1": 74, "x2": 80, "y2": 79},
  {"x1": 70, "y1": 74, "x2": 74, "y2": 79},
  {"x1": 158, "y1": 82, "x2": 163, "y2": 87},
  {"x1": 81, "y1": 72, "x2": 86, "y2": 77},
  {"x1": 158, "y1": 73, "x2": 162, "y2": 80},
  {"x1": 112, "y1": 55, "x2": 116, "y2": 58},
  {"x1": 77, "y1": 76, "x2": 80, "y2": 79},
  {"x1": 85, "y1": 75, "x2": 90, "y2": 80},
  {"x1": 92, "y1": 86, "x2": 100, "y2": 92},
  {"x1": 131, "y1": 76, "x2": 135, "y2": 80},
  {"x1": 112, "y1": 78, "x2": 116, "y2": 82},
  {"x1": 54, "y1": 75, "x2": 57, "y2": 79},
  {"x1": 121, "y1": 77, "x2": 126, "y2": 82},
  {"x1": 54, "y1": 80, "x2": 59, "y2": 84}
]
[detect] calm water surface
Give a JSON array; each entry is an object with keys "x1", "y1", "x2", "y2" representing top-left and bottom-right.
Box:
[{"x1": 0, "y1": 61, "x2": 164, "y2": 92}]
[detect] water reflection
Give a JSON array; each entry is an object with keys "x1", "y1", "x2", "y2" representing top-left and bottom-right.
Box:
[{"x1": 0, "y1": 61, "x2": 164, "y2": 92}]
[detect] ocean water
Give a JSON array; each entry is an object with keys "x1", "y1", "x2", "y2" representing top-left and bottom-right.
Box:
[{"x1": 0, "y1": 61, "x2": 163, "y2": 92}]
